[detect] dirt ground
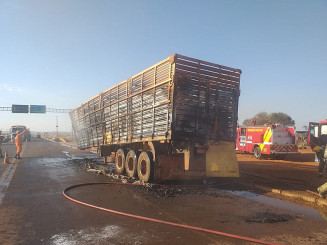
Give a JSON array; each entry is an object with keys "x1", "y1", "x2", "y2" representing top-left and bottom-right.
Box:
[{"x1": 236, "y1": 148, "x2": 327, "y2": 211}]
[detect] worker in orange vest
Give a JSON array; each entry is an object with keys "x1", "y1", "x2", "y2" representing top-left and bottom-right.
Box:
[{"x1": 14, "y1": 128, "x2": 29, "y2": 159}]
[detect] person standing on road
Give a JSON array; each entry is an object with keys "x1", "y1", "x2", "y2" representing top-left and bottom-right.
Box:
[
  {"x1": 314, "y1": 145, "x2": 326, "y2": 178},
  {"x1": 14, "y1": 128, "x2": 29, "y2": 159}
]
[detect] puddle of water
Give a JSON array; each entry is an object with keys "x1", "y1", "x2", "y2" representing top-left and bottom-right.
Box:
[
  {"x1": 62, "y1": 151, "x2": 71, "y2": 158},
  {"x1": 61, "y1": 152, "x2": 97, "y2": 159},
  {"x1": 223, "y1": 190, "x2": 326, "y2": 222},
  {"x1": 50, "y1": 225, "x2": 121, "y2": 245},
  {"x1": 33, "y1": 157, "x2": 77, "y2": 181},
  {"x1": 49, "y1": 224, "x2": 153, "y2": 245}
]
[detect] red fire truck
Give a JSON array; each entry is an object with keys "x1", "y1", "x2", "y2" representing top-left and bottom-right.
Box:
[{"x1": 236, "y1": 125, "x2": 299, "y2": 159}]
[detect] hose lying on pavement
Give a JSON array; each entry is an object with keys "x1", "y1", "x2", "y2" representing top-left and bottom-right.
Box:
[{"x1": 63, "y1": 182, "x2": 280, "y2": 245}]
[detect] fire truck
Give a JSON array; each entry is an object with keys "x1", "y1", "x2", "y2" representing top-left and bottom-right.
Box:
[
  {"x1": 307, "y1": 120, "x2": 327, "y2": 148},
  {"x1": 236, "y1": 125, "x2": 299, "y2": 159}
]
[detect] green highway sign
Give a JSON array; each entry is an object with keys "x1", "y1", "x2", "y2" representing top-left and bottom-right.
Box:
[
  {"x1": 30, "y1": 105, "x2": 46, "y2": 113},
  {"x1": 12, "y1": 104, "x2": 29, "y2": 113}
]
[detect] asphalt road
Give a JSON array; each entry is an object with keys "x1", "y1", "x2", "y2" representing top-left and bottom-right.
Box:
[{"x1": 1, "y1": 139, "x2": 327, "y2": 245}]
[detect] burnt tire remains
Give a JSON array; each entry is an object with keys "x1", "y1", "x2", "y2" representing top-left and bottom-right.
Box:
[
  {"x1": 137, "y1": 151, "x2": 153, "y2": 183},
  {"x1": 125, "y1": 150, "x2": 137, "y2": 178},
  {"x1": 115, "y1": 148, "x2": 125, "y2": 174}
]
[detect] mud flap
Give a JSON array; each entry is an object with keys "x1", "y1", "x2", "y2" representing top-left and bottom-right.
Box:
[{"x1": 205, "y1": 141, "x2": 239, "y2": 177}]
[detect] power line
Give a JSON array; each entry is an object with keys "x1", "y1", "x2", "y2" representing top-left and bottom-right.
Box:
[
  {"x1": 46, "y1": 108, "x2": 72, "y2": 113},
  {"x1": 0, "y1": 107, "x2": 72, "y2": 113},
  {"x1": 0, "y1": 107, "x2": 11, "y2": 111}
]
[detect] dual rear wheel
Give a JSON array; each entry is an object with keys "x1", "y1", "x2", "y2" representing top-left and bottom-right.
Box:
[{"x1": 114, "y1": 148, "x2": 153, "y2": 182}]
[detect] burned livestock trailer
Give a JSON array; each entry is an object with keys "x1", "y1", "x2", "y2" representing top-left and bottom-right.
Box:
[{"x1": 70, "y1": 54, "x2": 242, "y2": 182}]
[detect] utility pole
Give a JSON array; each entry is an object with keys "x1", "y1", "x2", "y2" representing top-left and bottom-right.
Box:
[{"x1": 56, "y1": 116, "x2": 59, "y2": 137}]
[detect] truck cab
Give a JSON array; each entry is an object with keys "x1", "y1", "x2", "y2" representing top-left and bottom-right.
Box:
[
  {"x1": 308, "y1": 121, "x2": 327, "y2": 148},
  {"x1": 10, "y1": 125, "x2": 27, "y2": 142}
]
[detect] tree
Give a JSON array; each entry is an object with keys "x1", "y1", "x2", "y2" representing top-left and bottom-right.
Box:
[
  {"x1": 242, "y1": 112, "x2": 295, "y2": 126},
  {"x1": 242, "y1": 112, "x2": 269, "y2": 126},
  {"x1": 269, "y1": 112, "x2": 295, "y2": 126}
]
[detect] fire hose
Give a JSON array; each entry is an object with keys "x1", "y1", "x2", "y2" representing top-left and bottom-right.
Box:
[{"x1": 63, "y1": 182, "x2": 280, "y2": 245}]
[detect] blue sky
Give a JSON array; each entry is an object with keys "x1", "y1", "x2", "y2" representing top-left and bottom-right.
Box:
[{"x1": 0, "y1": 0, "x2": 326, "y2": 132}]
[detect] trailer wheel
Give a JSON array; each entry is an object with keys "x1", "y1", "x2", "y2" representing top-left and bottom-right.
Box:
[
  {"x1": 254, "y1": 147, "x2": 261, "y2": 159},
  {"x1": 125, "y1": 150, "x2": 137, "y2": 178},
  {"x1": 137, "y1": 151, "x2": 153, "y2": 183},
  {"x1": 115, "y1": 149, "x2": 125, "y2": 174}
]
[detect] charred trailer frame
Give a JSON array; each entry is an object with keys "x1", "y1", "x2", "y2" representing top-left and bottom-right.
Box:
[{"x1": 70, "y1": 54, "x2": 242, "y2": 182}]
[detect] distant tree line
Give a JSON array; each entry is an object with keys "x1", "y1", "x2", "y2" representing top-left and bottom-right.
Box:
[{"x1": 242, "y1": 112, "x2": 295, "y2": 127}]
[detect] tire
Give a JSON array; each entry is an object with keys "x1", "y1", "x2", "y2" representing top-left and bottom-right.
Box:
[
  {"x1": 115, "y1": 148, "x2": 125, "y2": 174},
  {"x1": 137, "y1": 151, "x2": 153, "y2": 183},
  {"x1": 125, "y1": 150, "x2": 137, "y2": 178},
  {"x1": 254, "y1": 147, "x2": 262, "y2": 159}
]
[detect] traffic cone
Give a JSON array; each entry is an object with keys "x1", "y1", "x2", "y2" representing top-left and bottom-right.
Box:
[{"x1": 3, "y1": 150, "x2": 9, "y2": 164}]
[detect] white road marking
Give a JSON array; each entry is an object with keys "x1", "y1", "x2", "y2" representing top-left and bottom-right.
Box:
[
  {"x1": 0, "y1": 160, "x2": 18, "y2": 207},
  {"x1": 0, "y1": 146, "x2": 26, "y2": 207}
]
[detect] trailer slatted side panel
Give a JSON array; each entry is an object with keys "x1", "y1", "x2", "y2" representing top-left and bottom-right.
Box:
[
  {"x1": 70, "y1": 54, "x2": 241, "y2": 149},
  {"x1": 70, "y1": 57, "x2": 173, "y2": 149}
]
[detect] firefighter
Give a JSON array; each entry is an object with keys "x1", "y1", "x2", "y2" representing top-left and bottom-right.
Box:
[
  {"x1": 14, "y1": 128, "x2": 29, "y2": 159},
  {"x1": 251, "y1": 119, "x2": 256, "y2": 126},
  {"x1": 314, "y1": 145, "x2": 326, "y2": 178}
]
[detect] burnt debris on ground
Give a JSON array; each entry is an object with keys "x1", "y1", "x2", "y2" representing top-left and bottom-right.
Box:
[
  {"x1": 64, "y1": 156, "x2": 238, "y2": 199},
  {"x1": 245, "y1": 211, "x2": 296, "y2": 223},
  {"x1": 64, "y1": 157, "x2": 105, "y2": 173}
]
